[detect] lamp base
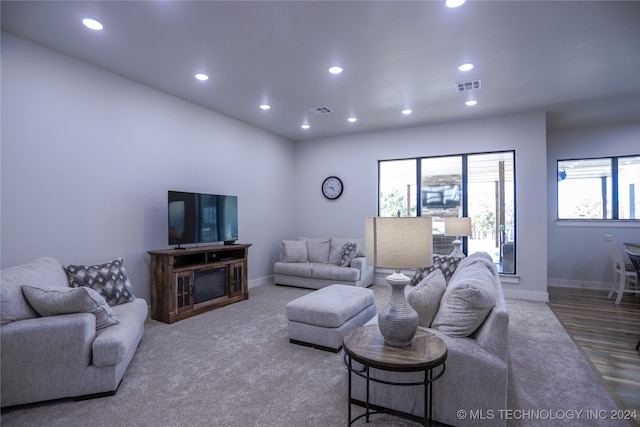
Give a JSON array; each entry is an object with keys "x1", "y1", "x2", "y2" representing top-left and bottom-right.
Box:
[
  {"x1": 448, "y1": 239, "x2": 466, "y2": 259},
  {"x1": 378, "y1": 271, "x2": 418, "y2": 347}
]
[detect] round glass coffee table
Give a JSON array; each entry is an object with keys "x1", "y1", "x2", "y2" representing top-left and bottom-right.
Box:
[{"x1": 343, "y1": 324, "x2": 447, "y2": 427}]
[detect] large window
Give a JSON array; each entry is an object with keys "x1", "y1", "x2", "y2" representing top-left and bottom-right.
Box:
[
  {"x1": 378, "y1": 151, "x2": 516, "y2": 274},
  {"x1": 379, "y1": 159, "x2": 417, "y2": 217},
  {"x1": 557, "y1": 155, "x2": 639, "y2": 220}
]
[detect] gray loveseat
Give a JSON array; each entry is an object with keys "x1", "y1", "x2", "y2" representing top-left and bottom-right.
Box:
[
  {"x1": 274, "y1": 237, "x2": 374, "y2": 289},
  {"x1": 1, "y1": 257, "x2": 147, "y2": 407},
  {"x1": 348, "y1": 252, "x2": 509, "y2": 427}
]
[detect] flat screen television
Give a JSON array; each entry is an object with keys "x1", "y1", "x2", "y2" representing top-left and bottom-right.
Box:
[{"x1": 168, "y1": 191, "x2": 238, "y2": 247}]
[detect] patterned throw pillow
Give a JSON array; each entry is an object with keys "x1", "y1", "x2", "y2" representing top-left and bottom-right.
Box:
[
  {"x1": 409, "y1": 255, "x2": 462, "y2": 286},
  {"x1": 64, "y1": 258, "x2": 135, "y2": 306},
  {"x1": 338, "y1": 242, "x2": 358, "y2": 267}
]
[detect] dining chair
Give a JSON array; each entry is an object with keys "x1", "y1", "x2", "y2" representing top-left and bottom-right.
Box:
[
  {"x1": 603, "y1": 234, "x2": 638, "y2": 305},
  {"x1": 624, "y1": 249, "x2": 640, "y2": 351}
]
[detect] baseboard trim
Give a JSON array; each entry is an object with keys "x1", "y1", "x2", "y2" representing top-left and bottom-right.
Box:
[
  {"x1": 548, "y1": 279, "x2": 611, "y2": 290},
  {"x1": 503, "y1": 288, "x2": 549, "y2": 302},
  {"x1": 249, "y1": 275, "x2": 273, "y2": 289}
]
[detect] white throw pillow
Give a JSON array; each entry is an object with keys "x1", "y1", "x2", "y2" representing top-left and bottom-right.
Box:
[
  {"x1": 407, "y1": 269, "x2": 446, "y2": 327},
  {"x1": 281, "y1": 240, "x2": 308, "y2": 263},
  {"x1": 22, "y1": 285, "x2": 120, "y2": 330}
]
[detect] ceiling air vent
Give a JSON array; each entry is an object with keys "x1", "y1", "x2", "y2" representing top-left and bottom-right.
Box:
[
  {"x1": 457, "y1": 80, "x2": 481, "y2": 92},
  {"x1": 310, "y1": 106, "x2": 333, "y2": 115}
]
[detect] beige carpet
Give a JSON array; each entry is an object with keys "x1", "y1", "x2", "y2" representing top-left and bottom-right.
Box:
[{"x1": 0, "y1": 283, "x2": 629, "y2": 427}]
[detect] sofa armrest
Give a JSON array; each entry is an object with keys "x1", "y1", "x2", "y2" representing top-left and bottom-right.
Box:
[
  {"x1": 350, "y1": 257, "x2": 375, "y2": 286},
  {"x1": 1, "y1": 313, "x2": 95, "y2": 407},
  {"x1": 349, "y1": 257, "x2": 367, "y2": 270},
  {"x1": 1, "y1": 313, "x2": 95, "y2": 364},
  {"x1": 93, "y1": 298, "x2": 148, "y2": 367},
  {"x1": 473, "y1": 284, "x2": 509, "y2": 362}
]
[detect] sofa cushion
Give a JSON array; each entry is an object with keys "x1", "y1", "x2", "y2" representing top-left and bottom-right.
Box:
[
  {"x1": 338, "y1": 242, "x2": 358, "y2": 267},
  {"x1": 22, "y1": 285, "x2": 120, "y2": 330},
  {"x1": 274, "y1": 262, "x2": 313, "y2": 278},
  {"x1": 407, "y1": 269, "x2": 446, "y2": 327},
  {"x1": 281, "y1": 240, "x2": 308, "y2": 263},
  {"x1": 431, "y1": 264, "x2": 497, "y2": 337},
  {"x1": 410, "y1": 255, "x2": 461, "y2": 285},
  {"x1": 311, "y1": 264, "x2": 360, "y2": 281},
  {"x1": 1, "y1": 257, "x2": 69, "y2": 325},
  {"x1": 451, "y1": 251, "x2": 499, "y2": 282},
  {"x1": 302, "y1": 237, "x2": 331, "y2": 263}
]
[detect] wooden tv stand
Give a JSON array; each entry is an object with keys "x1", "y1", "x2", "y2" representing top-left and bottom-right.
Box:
[{"x1": 148, "y1": 244, "x2": 251, "y2": 324}]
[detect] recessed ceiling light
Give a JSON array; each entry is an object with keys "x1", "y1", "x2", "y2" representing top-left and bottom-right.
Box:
[
  {"x1": 402, "y1": 109, "x2": 413, "y2": 115},
  {"x1": 259, "y1": 104, "x2": 271, "y2": 110},
  {"x1": 82, "y1": 18, "x2": 104, "y2": 31},
  {"x1": 195, "y1": 73, "x2": 209, "y2": 81},
  {"x1": 465, "y1": 100, "x2": 478, "y2": 106},
  {"x1": 347, "y1": 117, "x2": 357, "y2": 123},
  {"x1": 445, "y1": 0, "x2": 466, "y2": 8},
  {"x1": 329, "y1": 66, "x2": 343, "y2": 75},
  {"x1": 458, "y1": 62, "x2": 474, "y2": 72},
  {"x1": 301, "y1": 124, "x2": 310, "y2": 129}
]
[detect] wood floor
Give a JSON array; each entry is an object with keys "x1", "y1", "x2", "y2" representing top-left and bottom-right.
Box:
[{"x1": 548, "y1": 286, "x2": 640, "y2": 418}]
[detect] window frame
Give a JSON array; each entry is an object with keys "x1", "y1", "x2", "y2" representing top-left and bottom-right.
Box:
[
  {"x1": 377, "y1": 149, "x2": 517, "y2": 274},
  {"x1": 556, "y1": 154, "x2": 640, "y2": 221}
]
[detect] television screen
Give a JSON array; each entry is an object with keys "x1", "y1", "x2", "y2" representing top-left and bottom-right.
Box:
[{"x1": 168, "y1": 191, "x2": 238, "y2": 246}]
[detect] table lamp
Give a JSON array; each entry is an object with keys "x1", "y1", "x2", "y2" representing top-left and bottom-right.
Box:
[
  {"x1": 445, "y1": 217, "x2": 472, "y2": 259},
  {"x1": 365, "y1": 217, "x2": 433, "y2": 346}
]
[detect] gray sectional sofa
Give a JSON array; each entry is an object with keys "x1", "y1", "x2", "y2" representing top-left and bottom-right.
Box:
[
  {"x1": 0, "y1": 257, "x2": 147, "y2": 407},
  {"x1": 348, "y1": 252, "x2": 509, "y2": 427},
  {"x1": 274, "y1": 237, "x2": 374, "y2": 289}
]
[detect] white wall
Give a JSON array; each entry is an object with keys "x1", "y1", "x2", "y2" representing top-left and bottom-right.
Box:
[
  {"x1": 1, "y1": 33, "x2": 297, "y2": 301},
  {"x1": 547, "y1": 123, "x2": 640, "y2": 288},
  {"x1": 7, "y1": 32, "x2": 632, "y2": 304},
  {"x1": 294, "y1": 112, "x2": 549, "y2": 301}
]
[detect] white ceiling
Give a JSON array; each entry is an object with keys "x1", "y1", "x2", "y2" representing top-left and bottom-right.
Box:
[{"x1": 2, "y1": 1, "x2": 639, "y2": 142}]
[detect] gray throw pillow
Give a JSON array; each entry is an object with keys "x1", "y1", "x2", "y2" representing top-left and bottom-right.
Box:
[
  {"x1": 64, "y1": 258, "x2": 135, "y2": 306},
  {"x1": 22, "y1": 285, "x2": 120, "y2": 330},
  {"x1": 303, "y1": 237, "x2": 331, "y2": 263},
  {"x1": 0, "y1": 257, "x2": 68, "y2": 326},
  {"x1": 407, "y1": 269, "x2": 446, "y2": 327},
  {"x1": 281, "y1": 240, "x2": 308, "y2": 263},
  {"x1": 338, "y1": 242, "x2": 358, "y2": 267},
  {"x1": 431, "y1": 269, "x2": 496, "y2": 337}
]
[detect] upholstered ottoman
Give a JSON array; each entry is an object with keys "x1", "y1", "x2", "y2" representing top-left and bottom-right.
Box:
[{"x1": 286, "y1": 284, "x2": 376, "y2": 352}]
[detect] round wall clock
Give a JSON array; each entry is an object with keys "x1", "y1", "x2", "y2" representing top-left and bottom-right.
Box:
[{"x1": 322, "y1": 176, "x2": 343, "y2": 200}]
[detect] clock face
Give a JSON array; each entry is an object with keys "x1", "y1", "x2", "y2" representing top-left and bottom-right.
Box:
[{"x1": 322, "y1": 176, "x2": 343, "y2": 200}]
